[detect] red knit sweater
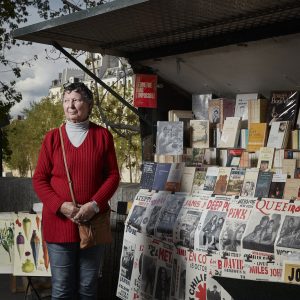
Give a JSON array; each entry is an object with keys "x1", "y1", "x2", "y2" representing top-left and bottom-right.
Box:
[{"x1": 32, "y1": 122, "x2": 120, "y2": 242}]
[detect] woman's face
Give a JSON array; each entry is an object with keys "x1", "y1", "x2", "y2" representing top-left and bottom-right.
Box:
[
  {"x1": 63, "y1": 90, "x2": 91, "y2": 123},
  {"x1": 236, "y1": 226, "x2": 245, "y2": 241}
]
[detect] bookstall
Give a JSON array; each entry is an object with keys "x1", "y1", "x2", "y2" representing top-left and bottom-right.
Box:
[{"x1": 11, "y1": 0, "x2": 300, "y2": 299}]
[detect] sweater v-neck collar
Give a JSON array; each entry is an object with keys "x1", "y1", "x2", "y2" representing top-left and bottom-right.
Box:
[{"x1": 63, "y1": 122, "x2": 92, "y2": 149}]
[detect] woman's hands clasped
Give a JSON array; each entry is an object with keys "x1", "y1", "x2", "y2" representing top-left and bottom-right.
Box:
[{"x1": 60, "y1": 202, "x2": 96, "y2": 224}]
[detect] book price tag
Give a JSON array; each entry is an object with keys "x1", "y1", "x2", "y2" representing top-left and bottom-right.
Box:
[{"x1": 283, "y1": 262, "x2": 300, "y2": 285}]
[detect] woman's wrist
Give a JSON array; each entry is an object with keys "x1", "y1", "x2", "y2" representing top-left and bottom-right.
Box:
[{"x1": 91, "y1": 200, "x2": 100, "y2": 213}]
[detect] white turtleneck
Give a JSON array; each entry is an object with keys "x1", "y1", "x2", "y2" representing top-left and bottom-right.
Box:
[{"x1": 65, "y1": 119, "x2": 89, "y2": 147}]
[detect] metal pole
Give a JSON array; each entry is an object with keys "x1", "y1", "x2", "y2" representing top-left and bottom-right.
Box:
[{"x1": 52, "y1": 41, "x2": 152, "y2": 127}]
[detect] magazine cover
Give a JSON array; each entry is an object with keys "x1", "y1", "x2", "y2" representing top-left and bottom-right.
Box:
[
  {"x1": 170, "y1": 247, "x2": 187, "y2": 300},
  {"x1": 117, "y1": 227, "x2": 144, "y2": 300},
  {"x1": 126, "y1": 189, "x2": 155, "y2": 230},
  {"x1": 173, "y1": 194, "x2": 208, "y2": 249},
  {"x1": 140, "y1": 191, "x2": 171, "y2": 236},
  {"x1": 155, "y1": 193, "x2": 187, "y2": 243},
  {"x1": 219, "y1": 197, "x2": 256, "y2": 279},
  {"x1": 153, "y1": 242, "x2": 174, "y2": 300},
  {"x1": 203, "y1": 166, "x2": 219, "y2": 193},
  {"x1": 13, "y1": 212, "x2": 50, "y2": 276},
  {"x1": 140, "y1": 238, "x2": 160, "y2": 300},
  {"x1": 0, "y1": 212, "x2": 14, "y2": 274},
  {"x1": 206, "y1": 276, "x2": 233, "y2": 300},
  {"x1": 156, "y1": 121, "x2": 184, "y2": 155},
  {"x1": 140, "y1": 162, "x2": 157, "y2": 190},
  {"x1": 241, "y1": 198, "x2": 284, "y2": 281},
  {"x1": 194, "y1": 195, "x2": 231, "y2": 251}
]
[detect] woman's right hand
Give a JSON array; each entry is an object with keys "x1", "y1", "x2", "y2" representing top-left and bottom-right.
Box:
[{"x1": 60, "y1": 202, "x2": 80, "y2": 220}]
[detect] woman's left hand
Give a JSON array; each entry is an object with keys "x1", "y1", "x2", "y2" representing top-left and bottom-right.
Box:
[{"x1": 73, "y1": 202, "x2": 96, "y2": 223}]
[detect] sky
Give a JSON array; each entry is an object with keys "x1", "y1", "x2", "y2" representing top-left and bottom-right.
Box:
[{"x1": 2, "y1": 1, "x2": 85, "y2": 116}]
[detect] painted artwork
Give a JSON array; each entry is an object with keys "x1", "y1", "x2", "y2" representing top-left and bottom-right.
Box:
[
  {"x1": 13, "y1": 212, "x2": 51, "y2": 276},
  {"x1": 0, "y1": 212, "x2": 14, "y2": 274}
]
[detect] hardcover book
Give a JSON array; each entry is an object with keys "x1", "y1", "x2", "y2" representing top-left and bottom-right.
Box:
[
  {"x1": 192, "y1": 93, "x2": 212, "y2": 120},
  {"x1": 257, "y1": 147, "x2": 275, "y2": 172},
  {"x1": 240, "y1": 168, "x2": 259, "y2": 197},
  {"x1": 213, "y1": 167, "x2": 232, "y2": 195},
  {"x1": 156, "y1": 121, "x2": 184, "y2": 155},
  {"x1": 152, "y1": 163, "x2": 172, "y2": 191},
  {"x1": 247, "y1": 123, "x2": 268, "y2": 152},
  {"x1": 190, "y1": 120, "x2": 210, "y2": 148},
  {"x1": 268, "y1": 173, "x2": 287, "y2": 199},
  {"x1": 283, "y1": 178, "x2": 300, "y2": 200},
  {"x1": 254, "y1": 171, "x2": 273, "y2": 198},
  {"x1": 165, "y1": 162, "x2": 186, "y2": 192},
  {"x1": 140, "y1": 162, "x2": 157, "y2": 190},
  {"x1": 266, "y1": 90, "x2": 300, "y2": 128},
  {"x1": 267, "y1": 121, "x2": 290, "y2": 149},
  {"x1": 226, "y1": 167, "x2": 246, "y2": 196},
  {"x1": 218, "y1": 117, "x2": 241, "y2": 148}
]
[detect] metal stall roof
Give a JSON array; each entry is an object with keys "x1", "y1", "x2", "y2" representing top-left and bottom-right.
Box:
[
  {"x1": 12, "y1": 0, "x2": 300, "y2": 97},
  {"x1": 13, "y1": 0, "x2": 300, "y2": 61}
]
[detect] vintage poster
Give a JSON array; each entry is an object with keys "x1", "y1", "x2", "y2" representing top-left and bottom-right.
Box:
[
  {"x1": 155, "y1": 193, "x2": 187, "y2": 243},
  {"x1": 170, "y1": 247, "x2": 187, "y2": 300},
  {"x1": 139, "y1": 191, "x2": 170, "y2": 236},
  {"x1": 173, "y1": 194, "x2": 208, "y2": 249},
  {"x1": 126, "y1": 189, "x2": 155, "y2": 230},
  {"x1": 152, "y1": 242, "x2": 174, "y2": 300},
  {"x1": 194, "y1": 195, "x2": 231, "y2": 251},
  {"x1": 134, "y1": 74, "x2": 157, "y2": 108},
  {"x1": 140, "y1": 238, "x2": 160, "y2": 300},
  {"x1": 219, "y1": 197, "x2": 256, "y2": 279},
  {"x1": 13, "y1": 212, "x2": 50, "y2": 276},
  {"x1": 241, "y1": 198, "x2": 284, "y2": 281},
  {"x1": 274, "y1": 201, "x2": 300, "y2": 265},
  {"x1": 0, "y1": 212, "x2": 14, "y2": 274},
  {"x1": 117, "y1": 225, "x2": 140, "y2": 300},
  {"x1": 206, "y1": 277, "x2": 233, "y2": 300}
]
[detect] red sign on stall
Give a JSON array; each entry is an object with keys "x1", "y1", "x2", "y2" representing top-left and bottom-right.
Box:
[{"x1": 133, "y1": 74, "x2": 157, "y2": 108}]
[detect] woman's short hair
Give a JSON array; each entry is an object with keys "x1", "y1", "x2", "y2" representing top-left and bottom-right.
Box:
[{"x1": 62, "y1": 82, "x2": 93, "y2": 104}]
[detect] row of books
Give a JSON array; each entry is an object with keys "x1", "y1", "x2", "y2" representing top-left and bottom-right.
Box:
[
  {"x1": 190, "y1": 90, "x2": 299, "y2": 129},
  {"x1": 141, "y1": 158, "x2": 300, "y2": 201},
  {"x1": 156, "y1": 117, "x2": 296, "y2": 155}
]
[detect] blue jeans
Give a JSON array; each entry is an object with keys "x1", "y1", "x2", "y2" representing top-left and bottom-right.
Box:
[{"x1": 47, "y1": 243, "x2": 103, "y2": 300}]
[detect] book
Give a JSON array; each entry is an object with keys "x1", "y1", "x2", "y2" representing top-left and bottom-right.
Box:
[
  {"x1": 282, "y1": 158, "x2": 297, "y2": 178},
  {"x1": 240, "y1": 168, "x2": 259, "y2": 197},
  {"x1": 266, "y1": 91, "x2": 300, "y2": 128},
  {"x1": 208, "y1": 99, "x2": 222, "y2": 126},
  {"x1": 239, "y1": 151, "x2": 250, "y2": 168},
  {"x1": 283, "y1": 178, "x2": 300, "y2": 200},
  {"x1": 226, "y1": 167, "x2": 246, "y2": 196},
  {"x1": 267, "y1": 121, "x2": 290, "y2": 149},
  {"x1": 254, "y1": 171, "x2": 273, "y2": 198},
  {"x1": 152, "y1": 163, "x2": 171, "y2": 191},
  {"x1": 180, "y1": 166, "x2": 196, "y2": 193},
  {"x1": 222, "y1": 98, "x2": 236, "y2": 122},
  {"x1": 140, "y1": 162, "x2": 157, "y2": 190},
  {"x1": 203, "y1": 166, "x2": 219, "y2": 192},
  {"x1": 247, "y1": 123, "x2": 268, "y2": 152},
  {"x1": 291, "y1": 129, "x2": 299, "y2": 150},
  {"x1": 247, "y1": 98, "x2": 268, "y2": 126},
  {"x1": 189, "y1": 120, "x2": 210, "y2": 148},
  {"x1": 168, "y1": 110, "x2": 194, "y2": 147},
  {"x1": 156, "y1": 121, "x2": 184, "y2": 155},
  {"x1": 257, "y1": 147, "x2": 275, "y2": 172},
  {"x1": 192, "y1": 93, "x2": 212, "y2": 120},
  {"x1": 213, "y1": 167, "x2": 232, "y2": 195},
  {"x1": 235, "y1": 93, "x2": 260, "y2": 128},
  {"x1": 268, "y1": 173, "x2": 287, "y2": 199},
  {"x1": 240, "y1": 128, "x2": 248, "y2": 149},
  {"x1": 154, "y1": 154, "x2": 183, "y2": 163},
  {"x1": 226, "y1": 148, "x2": 244, "y2": 167},
  {"x1": 218, "y1": 117, "x2": 241, "y2": 148},
  {"x1": 165, "y1": 162, "x2": 185, "y2": 192},
  {"x1": 191, "y1": 167, "x2": 207, "y2": 195}
]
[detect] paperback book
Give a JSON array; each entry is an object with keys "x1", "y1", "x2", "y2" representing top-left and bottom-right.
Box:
[{"x1": 189, "y1": 119, "x2": 210, "y2": 148}]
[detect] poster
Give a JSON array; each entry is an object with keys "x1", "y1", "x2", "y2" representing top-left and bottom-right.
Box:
[
  {"x1": 13, "y1": 212, "x2": 50, "y2": 276},
  {"x1": 134, "y1": 74, "x2": 157, "y2": 108}
]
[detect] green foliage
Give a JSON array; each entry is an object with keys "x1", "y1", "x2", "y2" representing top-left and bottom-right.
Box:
[{"x1": 4, "y1": 97, "x2": 64, "y2": 176}]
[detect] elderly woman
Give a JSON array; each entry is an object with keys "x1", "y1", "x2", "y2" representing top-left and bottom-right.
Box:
[{"x1": 33, "y1": 82, "x2": 120, "y2": 299}]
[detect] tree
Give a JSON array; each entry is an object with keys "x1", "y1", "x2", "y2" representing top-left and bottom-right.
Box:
[{"x1": 4, "y1": 97, "x2": 64, "y2": 176}]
